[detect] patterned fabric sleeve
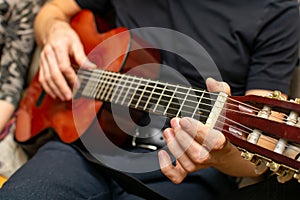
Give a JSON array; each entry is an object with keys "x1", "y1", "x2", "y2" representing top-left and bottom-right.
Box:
[{"x1": 0, "y1": 0, "x2": 43, "y2": 107}]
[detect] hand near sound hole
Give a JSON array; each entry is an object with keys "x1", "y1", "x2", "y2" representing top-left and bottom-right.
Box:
[
  {"x1": 38, "y1": 21, "x2": 96, "y2": 101},
  {"x1": 158, "y1": 77, "x2": 232, "y2": 184}
]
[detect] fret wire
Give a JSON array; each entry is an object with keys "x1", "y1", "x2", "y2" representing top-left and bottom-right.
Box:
[
  {"x1": 78, "y1": 75, "x2": 224, "y2": 123},
  {"x1": 112, "y1": 74, "x2": 127, "y2": 104},
  {"x1": 163, "y1": 85, "x2": 178, "y2": 115},
  {"x1": 80, "y1": 70, "x2": 91, "y2": 97},
  {"x1": 79, "y1": 68, "x2": 219, "y2": 98},
  {"x1": 100, "y1": 72, "x2": 117, "y2": 100},
  {"x1": 88, "y1": 70, "x2": 100, "y2": 96},
  {"x1": 143, "y1": 82, "x2": 157, "y2": 111},
  {"x1": 120, "y1": 76, "x2": 136, "y2": 105},
  {"x1": 134, "y1": 79, "x2": 150, "y2": 109},
  {"x1": 80, "y1": 76, "x2": 91, "y2": 97},
  {"x1": 77, "y1": 70, "x2": 270, "y2": 140},
  {"x1": 127, "y1": 77, "x2": 142, "y2": 107},
  {"x1": 152, "y1": 83, "x2": 168, "y2": 113},
  {"x1": 133, "y1": 97, "x2": 215, "y2": 116},
  {"x1": 91, "y1": 70, "x2": 102, "y2": 98},
  {"x1": 83, "y1": 70, "x2": 102, "y2": 98},
  {"x1": 78, "y1": 72, "x2": 262, "y2": 134},
  {"x1": 99, "y1": 72, "x2": 111, "y2": 100},
  {"x1": 192, "y1": 91, "x2": 205, "y2": 118},
  {"x1": 176, "y1": 87, "x2": 191, "y2": 117},
  {"x1": 79, "y1": 71, "x2": 215, "y2": 106},
  {"x1": 135, "y1": 100, "x2": 204, "y2": 119},
  {"x1": 95, "y1": 70, "x2": 107, "y2": 99},
  {"x1": 95, "y1": 71, "x2": 109, "y2": 99},
  {"x1": 77, "y1": 70, "x2": 237, "y2": 118},
  {"x1": 104, "y1": 73, "x2": 120, "y2": 101},
  {"x1": 80, "y1": 76, "x2": 219, "y2": 113},
  {"x1": 79, "y1": 76, "x2": 223, "y2": 115}
]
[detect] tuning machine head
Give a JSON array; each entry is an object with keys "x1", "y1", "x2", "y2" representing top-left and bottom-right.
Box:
[
  {"x1": 268, "y1": 90, "x2": 287, "y2": 100},
  {"x1": 292, "y1": 98, "x2": 300, "y2": 104}
]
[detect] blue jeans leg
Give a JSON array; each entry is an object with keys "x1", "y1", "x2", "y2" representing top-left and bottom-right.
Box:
[{"x1": 0, "y1": 140, "x2": 112, "y2": 200}]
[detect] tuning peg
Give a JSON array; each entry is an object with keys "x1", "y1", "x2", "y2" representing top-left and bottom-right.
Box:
[
  {"x1": 277, "y1": 170, "x2": 294, "y2": 183},
  {"x1": 240, "y1": 151, "x2": 253, "y2": 161},
  {"x1": 266, "y1": 162, "x2": 295, "y2": 183},
  {"x1": 268, "y1": 90, "x2": 287, "y2": 100},
  {"x1": 254, "y1": 159, "x2": 268, "y2": 175},
  {"x1": 287, "y1": 99, "x2": 300, "y2": 127},
  {"x1": 294, "y1": 98, "x2": 300, "y2": 104},
  {"x1": 293, "y1": 173, "x2": 300, "y2": 183},
  {"x1": 267, "y1": 161, "x2": 281, "y2": 172},
  {"x1": 240, "y1": 151, "x2": 268, "y2": 174}
]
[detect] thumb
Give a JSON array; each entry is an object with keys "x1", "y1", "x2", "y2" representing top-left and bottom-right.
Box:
[
  {"x1": 206, "y1": 77, "x2": 231, "y2": 95},
  {"x1": 72, "y1": 42, "x2": 97, "y2": 69}
]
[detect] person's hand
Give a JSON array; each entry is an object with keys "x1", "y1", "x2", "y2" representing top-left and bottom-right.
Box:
[
  {"x1": 158, "y1": 77, "x2": 231, "y2": 184},
  {"x1": 39, "y1": 21, "x2": 96, "y2": 101}
]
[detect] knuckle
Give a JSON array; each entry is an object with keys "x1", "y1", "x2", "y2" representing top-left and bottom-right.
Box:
[
  {"x1": 42, "y1": 45, "x2": 53, "y2": 56},
  {"x1": 194, "y1": 151, "x2": 210, "y2": 163},
  {"x1": 184, "y1": 164, "x2": 196, "y2": 173},
  {"x1": 38, "y1": 75, "x2": 44, "y2": 83},
  {"x1": 172, "y1": 177, "x2": 184, "y2": 185},
  {"x1": 51, "y1": 74, "x2": 60, "y2": 82},
  {"x1": 60, "y1": 65, "x2": 71, "y2": 73}
]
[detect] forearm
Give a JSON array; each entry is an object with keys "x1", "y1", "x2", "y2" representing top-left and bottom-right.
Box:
[
  {"x1": 0, "y1": 100, "x2": 15, "y2": 133},
  {"x1": 213, "y1": 142, "x2": 261, "y2": 177},
  {"x1": 34, "y1": 0, "x2": 82, "y2": 46}
]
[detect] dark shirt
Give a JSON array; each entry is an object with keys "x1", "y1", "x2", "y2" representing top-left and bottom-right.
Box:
[{"x1": 75, "y1": 0, "x2": 299, "y2": 96}]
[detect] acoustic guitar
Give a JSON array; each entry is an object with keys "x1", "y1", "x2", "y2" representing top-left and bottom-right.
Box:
[{"x1": 15, "y1": 10, "x2": 300, "y2": 183}]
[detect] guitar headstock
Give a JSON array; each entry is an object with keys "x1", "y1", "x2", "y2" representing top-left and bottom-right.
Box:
[{"x1": 216, "y1": 91, "x2": 300, "y2": 183}]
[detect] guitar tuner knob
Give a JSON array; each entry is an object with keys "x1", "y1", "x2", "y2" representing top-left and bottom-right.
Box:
[
  {"x1": 268, "y1": 90, "x2": 287, "y2": 100},
  {"x1": 241, "y1": 151, "x2": 253, "y2": 161},
  {"x1": 293, "y1": 173, "x2": 300, "y2": 182},
  {"x1": 277, "y1": 169, "x2": 294, "y2": 183},
  {"x1": 293, "y1": 98, "x2": 300, "y2": 104},
  {"x1": 267, "y1": 161, "x2": 280, "y2": 172}
]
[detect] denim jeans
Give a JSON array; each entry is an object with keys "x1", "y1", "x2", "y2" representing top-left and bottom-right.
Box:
[{"x1": 0, "y1": 140, "x2": 237, "y2": 200}]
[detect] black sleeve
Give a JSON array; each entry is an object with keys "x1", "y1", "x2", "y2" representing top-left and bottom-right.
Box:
[
  {"x1": 75, "y1": 0, "x2": 111, "y2": 15},
  {"x1": 247, "y1": 0, "x2": 299, "y2": 94}
]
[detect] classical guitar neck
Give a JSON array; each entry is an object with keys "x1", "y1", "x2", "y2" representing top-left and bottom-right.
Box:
[{"x1": 75, "y1": 68, "x2": 228, "y2": 125}]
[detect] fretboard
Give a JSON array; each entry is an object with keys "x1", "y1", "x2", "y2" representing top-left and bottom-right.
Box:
[{"x1": 76, "y1": 69, "x2": 223, "y2": 124}]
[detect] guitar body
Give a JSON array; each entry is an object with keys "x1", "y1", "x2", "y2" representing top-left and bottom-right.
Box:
[{"x1": 15, "y1": 10, "x2": 160, "y2": 145}]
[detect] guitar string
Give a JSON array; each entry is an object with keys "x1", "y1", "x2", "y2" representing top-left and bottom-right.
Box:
[
  {"x1": 76, "y1": 72, "x2": 300, "y2": 153},
  {"x1": 76, "y1": 71, "x2": 264, "y2": 137},
  {"x1": 76, "y1": 69, "x2": 289, "y2": 123},
  {"x1": 76, "y1": 69, "x2": 257, "y2": 114},
  {"x1": 216, "y1": 114, "x2": 298, "y2": 151},
  {"x1": 77, "y1": 73, "x2": 258, "y2": 124},
  {"x1": 213, "y1": 123, "x2": 300, "y2": 157},
  {"x1": 76, "y1": 69, "x2": 300, "y2": 157},
  {"x1": 76, "y1": 70, "x2": 292, "y2": 131},
  {"x1": 76, "y1": 69, "x2": 296, "y2": 133}
]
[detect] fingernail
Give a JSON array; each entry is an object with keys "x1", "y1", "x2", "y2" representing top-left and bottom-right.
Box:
[
  {"x1": 85, "y1": 60, "x2": 97, "y2": 68},
  {"x1": 207, "y1": 77, "x2": 217, "y2": 84},
  {"x1": 158, "y1": 150, "x2": 170, "y2": 168},
  {"x1": 171, "y1": 118, "x2": 181, "y2": 128},
  {"x1": 163, "y1": 129, "x2": 173, "y2": 141},
  {"x1": 180, "y1": 118, "x2": 191, "y2": 129},
  {"x1": 66, "y1": 92, "x2": 72, "y2": 100}
]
